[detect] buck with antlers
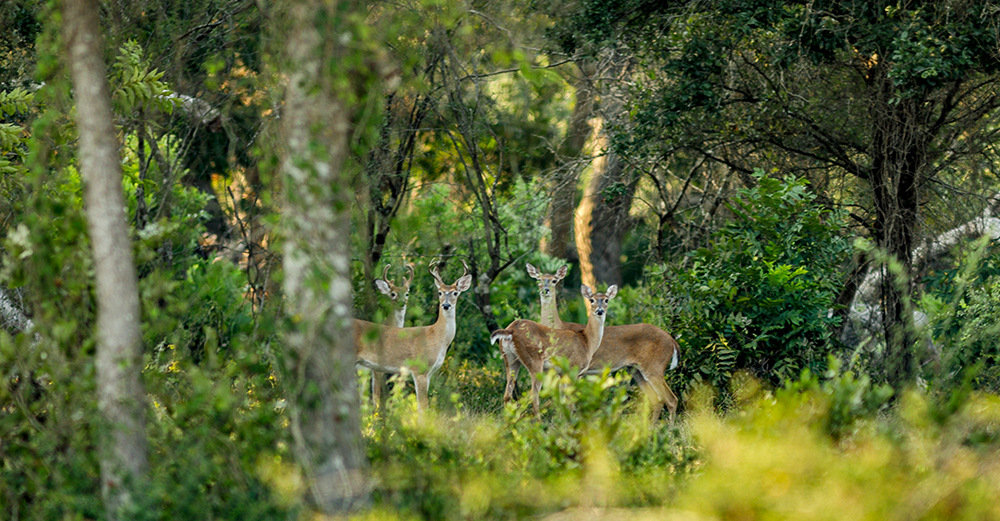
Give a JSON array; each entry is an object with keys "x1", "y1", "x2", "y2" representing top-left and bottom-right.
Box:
[
  {"x1": 375, "y1": 263, "x2": 414, "y2": 329},
  {"x1": 369, "y1": 263, "x2": 415, "y2": 406},
  {"x1": 526, "y1": 263, "x2": 680, "y2": 420},
  {"x1": 355, "y1": 261, "x2": 471, "y2": 410},
  {"x1": 490, "y1": 283, "x2": 617, "y2": 415}
]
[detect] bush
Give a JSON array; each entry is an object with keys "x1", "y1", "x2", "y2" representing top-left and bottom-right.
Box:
[
  {"x1": 364, "y1": 362, "x2": 698, "y2": 520},
  {"x1": 924, "y1": 247, "x2": 1000, "y2": 393},
  {"x1": 659, "y1": 171, "x2": 852, "y2": 399}
]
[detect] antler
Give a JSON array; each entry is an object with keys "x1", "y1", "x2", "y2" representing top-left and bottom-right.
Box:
[
  {"x1": 381, "y1": 264, "x2": 393, "y2": 283},
  {"x1": 404, "y1": 263, "x2": 415, "y2": 285},
  {"x1": 430, "y1": 258, "x2": 469, "y2": 285},
  {"x1": 429, "y1": 261, "x2": 445, "y2": 286}
]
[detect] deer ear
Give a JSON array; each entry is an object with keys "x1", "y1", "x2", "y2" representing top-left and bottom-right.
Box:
[
  {"x1": 456, "y1": 274, "x2": 473, "y2": 292},
  {"x1": 606, "y1": 285, "x2": 618, "y2": 299},
  {"x1": 580, "y1": 284, "x2": 593, "y2": 298},
  {"x1": 526, "y1": 263, "x2": 539, "y2": 279},
  {"x1": 375, "y1": 279, "x2": 392, "y2": 295},
  {"x1": 555, "y1": 265, "x2": 568, "y2": 281}
]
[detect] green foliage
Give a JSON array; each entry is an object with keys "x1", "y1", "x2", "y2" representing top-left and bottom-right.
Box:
[
  {"x1": 0, "y1": 40, "x2": 287, "y2": 518},
  {"x1": 357, "y1": 357, "x2": 1000, "y2": 521},
  {"x1": 917, "y1": 237, "x2": 1000, "y2": 394},
  {"x1": 112, "y1": 40, "x2": 177, "y2": 115},
  {"x1": 664, "y1": 172, "x2": 852, "y2": 395},
  {"x1": 779, "y1": 357, "x2": 894, "y2": 440},
  {"x1": 676, "y1": 384, "x2": 1000, "y2": 521},
  {"x1": 0, "y1": 86, "x2": 33, "y2": 117},
  {"x1": 927, "y1": 273, "x2": 1000, "y2": 394},
  {"x1": 0, "y1": 86, "x2": 33, "y2": 179},
  {"x1": 365, "y1": 364, "x2": 696, "y2": 520}
]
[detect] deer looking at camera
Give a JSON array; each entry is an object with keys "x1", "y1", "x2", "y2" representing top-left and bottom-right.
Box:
[
  {"x1": 369, "y1": 263, "x2": 414, "y2": 406},
  {"x1": 490, "y1": 284, "x2": 617, "y2": 415},
  {"x1": 525, "y1": 263, "x2": 680, "y2": 420},
  {"x1": 355, "y1": 261, "x2": 471, "y2": 410}
]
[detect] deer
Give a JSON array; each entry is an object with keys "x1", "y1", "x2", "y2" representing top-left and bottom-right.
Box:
[
  {"x1": 375, "y1": 263, "x2": 415, "y2": 328},
  {"x1": 490, "y1": 283, "x2": 617, "y2": 415},
  {"x1": 355, "y1": 261, "x2": 472, "y2": 410},
  {"x1": 525, "y1": 263, "x2": 680, "y2": 421},
  {"x1": 369, "y1": 263, "x2": 415, "y2": 406}
]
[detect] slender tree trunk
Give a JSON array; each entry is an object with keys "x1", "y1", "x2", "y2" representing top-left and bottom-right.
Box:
[
  {"x1": 62, "y1": 0, "x2": 149, "y2": 515},
  {"x1": 279, "y1": 0, "x2": 368, "y2": 513}
]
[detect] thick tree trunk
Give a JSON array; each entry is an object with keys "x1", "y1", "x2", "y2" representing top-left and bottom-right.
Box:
[
  {"x1": 62, "y1": 0, "x2": 149, "y2": 515},
  {"x1": 280, "y1": 0, "x2": 368, "y2": 513},
  {"x1": 867, "y1": 64, "x2": 929, "y2": 390},
  {"x1": 575, "y1": 52, "x2": 635, "y2": 288},
  {"x1": 586, "y1": 151, "x2": 637, "y2": 287},
  {"x1": 547, "y1": 62, "x2": 596, "y2": 261}
]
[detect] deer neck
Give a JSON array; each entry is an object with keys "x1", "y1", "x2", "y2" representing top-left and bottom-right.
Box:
[
  {"x1": 583, "y1": 311, "x2": 607, "y2": 358},
  {"x1": 434, "y1": 303, "x2": 457, "y2": 345},
  {"x1": 391, "y1": 305, "x2": 407, "y2": 328},
  {"x1": 539, "y1": 293, "x2": 563, "y2": 329}
]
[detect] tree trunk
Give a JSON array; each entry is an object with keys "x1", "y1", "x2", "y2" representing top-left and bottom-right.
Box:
[
  {"x1": 279, "y1": 0, "x2": 368, "y2": 513},
  {"x1": 587, "y1": 151, "x2": 637, "y2": 287},
  {"x1": 575, "y1": 52, "x2": 635, "y2": 288},
  {"x1": 547, "y1": 61, "x2": 596, "y2": 261},
  {"x1": 62, "y1": 0, "x2": 149, "y2": 515},
  {"x1": 867, "y1": 63, "x2": 929, "y2": 390}
]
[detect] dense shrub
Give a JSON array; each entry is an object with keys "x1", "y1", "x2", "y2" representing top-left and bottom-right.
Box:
[
  {"x1": 921, "y1": 239, "x2": 1000, "y2": 394},
  {"x1": 656, "y1": 172, "x2": 852, "y2": 399},
  {"x1": 365, "y1": 363, "x2": 697, "y2": 520}
]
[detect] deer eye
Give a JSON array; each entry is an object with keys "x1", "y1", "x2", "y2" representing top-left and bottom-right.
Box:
[
  {"x1": 404, "y1": 292, "x2": 409, "y2": 297},
  {"x1": 589, "y1": 298, "x2": 595, "y2": 303},
  {"x1": 391, "y1": 292, "x2": 397, "y2": 298}
]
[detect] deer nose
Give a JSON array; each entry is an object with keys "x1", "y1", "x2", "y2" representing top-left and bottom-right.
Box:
[
  {"x1": 442, "y1": 303, "x2": 452, "y2": 310},
  {"x1": 596, "y1": 308, "x2": 604, "y2": 316}
]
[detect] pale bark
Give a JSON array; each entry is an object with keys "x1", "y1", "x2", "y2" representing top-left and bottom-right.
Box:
[
  {"x1": 587, "y1": 152, "x2": 637, "y2": 287},
  {"x1": 280, "y1": 0, "x2": 368, "y2": 513},
  {"x1": 574, "y1": 52, "x2": 634, "y2": 288},
  {"x1": 0, "y1": 287, "x2": 32, "y2": 334},
  {"x1": 62, "y1": 0, "x2": 149, "y2": 515},
  {"x1": 845, "y1": 198, "x2": 1000, "y2": 351},
  {"x1": 547, "y1": 62, "x2": 596, "y2": 261}
]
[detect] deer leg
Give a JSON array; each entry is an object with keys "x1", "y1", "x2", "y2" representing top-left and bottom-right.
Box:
[
  {"x1": 640, "y1": 368, "x2": 679, "y2": 423},
  {"x1": 371, "y1": 371, "x2": 389, "y2": 409},
  {"x1": 631, "y1": 369, "x2": 664, "y2": 420},
  {"x1": 529, "y1": 371, "x2": 542, "y2": 417},
  {"x1": 660, "y1": 379, "x2": 679, "y2": 423},
  {"x1": 412, "y1": 372, "x2": 430, "y2": 411},
  {"x1": 503, "y1": 354, "x2": 522, "y2": 404}
]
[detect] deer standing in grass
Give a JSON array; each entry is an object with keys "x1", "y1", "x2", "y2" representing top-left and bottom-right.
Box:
[
  {"x1": 370, "y1": 263, "x2": 414, "y2": 406},
  {"x1": 490, "y1": 284, "x2": 617, "y2": 415},
  {"x1": 526, "y1": 263, "x2": 680, "y2": 420},
  {"x1": 355, "y1": 262, "x2": 471, "y2": 410}
]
